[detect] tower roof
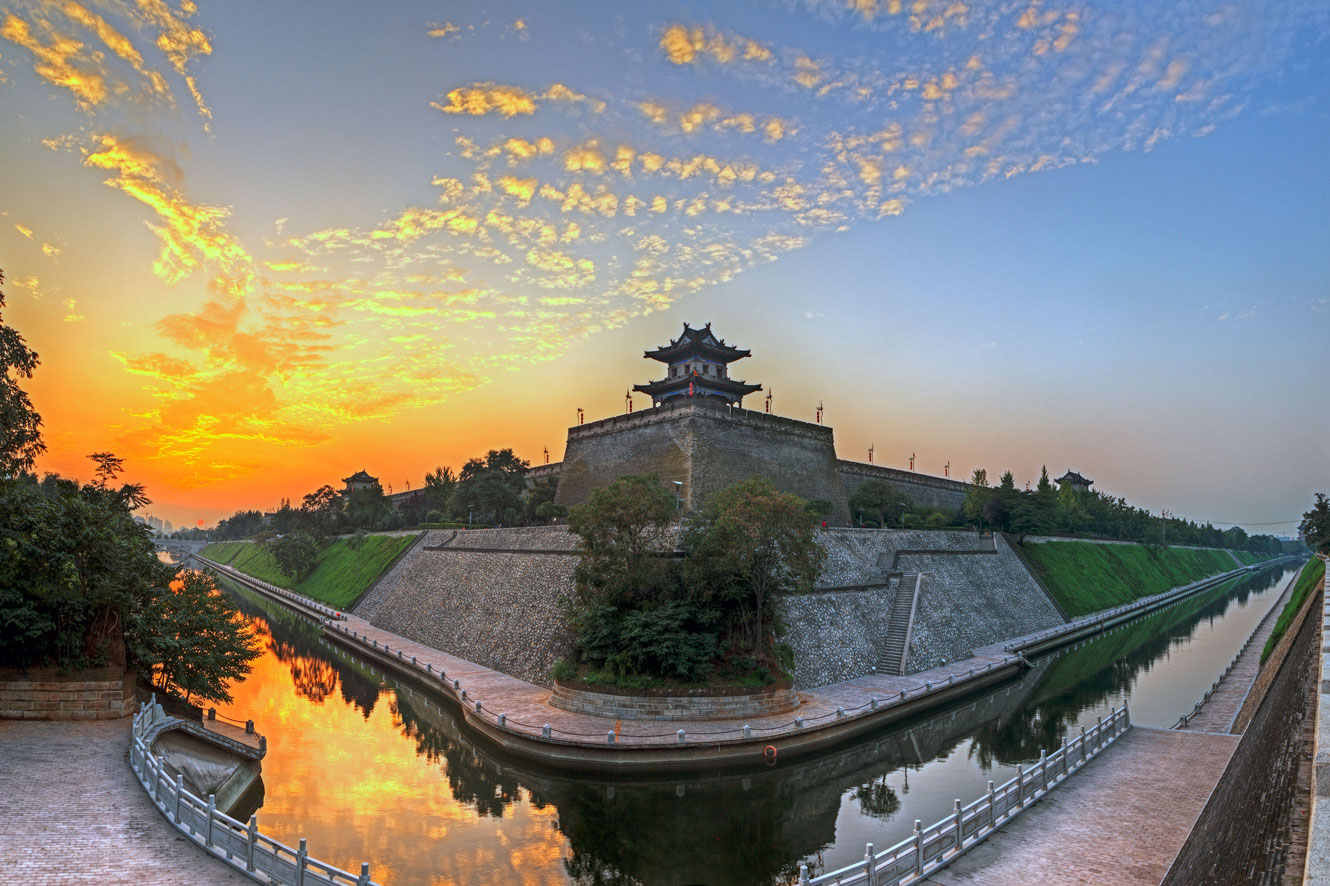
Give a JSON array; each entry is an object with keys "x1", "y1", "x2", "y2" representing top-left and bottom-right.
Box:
[
  {"x1": 1055, "y1": 470, "x2": 1092, "y2": 487},
  {"x1": 644, "y1": 323, "x2": 751, "y2": 363},
  {"x1": 343, "y1": 469, "x2": 379, "y2": 484}
]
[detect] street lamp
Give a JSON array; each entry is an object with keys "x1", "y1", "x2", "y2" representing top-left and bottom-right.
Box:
[{"x1": 673, "y1": 481, "x2": 683, "y2": 515}]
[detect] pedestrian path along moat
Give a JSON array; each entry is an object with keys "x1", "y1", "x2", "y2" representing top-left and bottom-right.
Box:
[{"x1": 207, "y1": 563, "x2": 1299, "y2": 886}]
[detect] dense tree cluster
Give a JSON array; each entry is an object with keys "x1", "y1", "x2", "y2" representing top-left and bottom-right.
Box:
[
  {"x1": 963, "y1": 466, "x2": 1288, "y2": 554},
  {"x1": 1302, "y1": 494, "x2": 1330, "y2": 554},
  {"x1": 560, "y1": 475, "x2": 823, "y2": 687},
  {"x1": 0, "y1": 269, "x2": 259, "y2": 701}
]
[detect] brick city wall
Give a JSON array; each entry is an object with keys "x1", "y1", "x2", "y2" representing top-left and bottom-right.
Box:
[
  {"x1": 1160, "y1": 588, "x2": 1321, "y2": 886},
  {"x1": 553, "y1": 400, "x2": 851, "y2": 524},
  {"x1": 0, "y1": 667, "x2": 136, "y2": 720},
  {"x1": 836, "y1": 461, "x2": 969, "y2": 513}
]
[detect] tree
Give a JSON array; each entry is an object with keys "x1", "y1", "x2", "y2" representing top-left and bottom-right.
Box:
[
  {"x1": 455, "y1": 448, "x2": 528, "y2": 523},
  {"x1": 1302, "y1": 493, "x2": 1330, "y2": 554},
  {"x1": 423, "y1": 466, "x2": 456, "y2": 516},
  {"x1": 272, "y1": 531, "x2": 318, "y2": 582},
  {"x1": 681, "y1": 477, "x2": 826, "y2": 659},
  {"x1": 300, "y1": 485, "x2": 342, "y2": 543},
  {"x1": 848, "y1": 480, "x2": 912, "y2": 528},
  {"x1": 345, "y1": 485, "x2": 393, "y2": 530},
  {"x1": 131, "y1": 570, "x2": 262, "y2": 705},
  {"x1": 0, "y1": 270, "x2": 45, "y2": 476},
  {"x1": 962, "y1": 468, "x2": 990, "y2": 527},
  {"x1": 535, "y1": 500, "x2": 568, "y2": 523},
  {"x1": 524, "y1": 476, "x2": 559, "y2": 523},
  {"x1": 568, "y1": 474, "x2": 677, "y2": 604}
]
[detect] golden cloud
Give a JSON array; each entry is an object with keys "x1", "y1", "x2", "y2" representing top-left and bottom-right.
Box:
[{"x1": 659, "y1": 24, "x2": 773, "y2": 66}]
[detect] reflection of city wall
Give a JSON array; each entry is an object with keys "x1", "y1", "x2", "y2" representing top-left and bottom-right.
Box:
[{"x1": 376, "y1": 655, "x2": 1047, "y2": 886}]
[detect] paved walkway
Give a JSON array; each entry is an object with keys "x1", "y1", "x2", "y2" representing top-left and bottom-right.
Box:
[
  {"x1": 330, "y1": 613, "x2": 1018, "y2": 744},
  {"x1": 1178, "y1": 570, "x2": 1298, "y2": 734},
  {"x1": 922, "y1": 728, "x2": 1239, "y2": 886},
  {"x1": 0, "y1": 719, "x2": 249, "y2": 885}
]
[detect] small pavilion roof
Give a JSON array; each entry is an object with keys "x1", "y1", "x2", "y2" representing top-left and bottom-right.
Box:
[
  {"x1": 633, "y1": 374, "x2": 761, "y2": 400},
  {"x1": 1055, "y1": 470, "x2": 1093, "y2": 486},
  {"x1": 343, "y1": 469, "x2": 379, "y2": 484},
  {"x1": 644, "y1": 323, "x2": 751, "y2": 363}
]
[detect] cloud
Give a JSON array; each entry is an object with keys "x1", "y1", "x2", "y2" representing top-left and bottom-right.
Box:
[
  {"x1": 659, "y1": 23, "x2": 773, "y2": 65},
  {"x1": 433, "y1": 82, "x2": 604, "y2": 117}
]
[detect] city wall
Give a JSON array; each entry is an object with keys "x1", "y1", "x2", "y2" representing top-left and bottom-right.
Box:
[
  {"x1": 354, "y1": 526, "x2": 1064, "y2": 690},
  {"x1": 836, "y1": 461, "x2": 969, "y2": 513},
  {"x1": 553, "y1": 400, "x2": 851, "y2": 524}
]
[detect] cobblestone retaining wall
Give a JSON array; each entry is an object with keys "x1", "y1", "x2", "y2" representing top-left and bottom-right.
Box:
[
  {"x1": 1160, "y1": 588, "x2": 1321, "y2": 886},
  {"x1": 368, "y1": 545, "x2": 577, "y2": 686},
  {"x1": 817, "y1": 528, "x2": 994, "y2": 586},
  {"x1": 901, "y1": 534, "x2": 1065, "y2": 673},
  {"x1": 779, "y1": 581, "x2": 900, "y2": 689},
  {"x1": 0, "y1": 667, "x2": 135, "y2": 720},
  {"x1": 549, "y1": 682, "x2": 800, "y2": 720},
  {"x1": 434, "y1": 525, "x2": 582, "y2": 551}
]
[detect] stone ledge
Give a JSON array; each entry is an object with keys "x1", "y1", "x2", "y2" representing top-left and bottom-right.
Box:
[{"x1": 550, "y1": 681, "x2": 800, "y2": 721}]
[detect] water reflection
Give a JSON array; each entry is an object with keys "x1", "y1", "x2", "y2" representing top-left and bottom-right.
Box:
[{"x1": 212, "y1": 563, "x2": 1299, "y2": 886}]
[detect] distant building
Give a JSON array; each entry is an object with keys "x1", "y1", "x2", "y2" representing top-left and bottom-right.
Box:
[
  {"x1": 632, "y1": 323, "x2": 762, "y2": 407},
  {"x1": 1054, "y1": 470, "x2": 1093, "y2": 492},
  {"x1": 342, "y1": 470, "x2": 381, "y2": 495}
]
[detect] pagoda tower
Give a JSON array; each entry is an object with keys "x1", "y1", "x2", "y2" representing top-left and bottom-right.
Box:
[{"x1": 633, "y1": 323, "x2": 762, "y2": 407}]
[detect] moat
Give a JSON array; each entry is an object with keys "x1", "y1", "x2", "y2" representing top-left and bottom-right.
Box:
[{"x1": 207, "y1": 563, "x2": 1298, "y2": 886}]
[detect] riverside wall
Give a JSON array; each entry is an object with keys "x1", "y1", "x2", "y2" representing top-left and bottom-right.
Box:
[{"x1": 353, "y1": 526, "x2": 1067, "y2": 689}]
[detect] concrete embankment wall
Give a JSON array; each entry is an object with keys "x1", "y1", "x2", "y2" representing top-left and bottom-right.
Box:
[{"x1": 1160, "y1": 583, "x2": 1321, "y2": 885}]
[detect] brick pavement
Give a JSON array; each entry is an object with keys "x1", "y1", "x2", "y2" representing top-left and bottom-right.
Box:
[
  {"x1": 921, "y1": 728, "x2": 1238, "y2": 886},
  {"x1": 0, "y1": 719, "x2": 249, "y2": 885},
  {"x1": 1178, "y1": 570, "x2": 1297, "y2": 734},
  {"x1": 327, "y1": 613, "x2": 1019, "y2": 744}
]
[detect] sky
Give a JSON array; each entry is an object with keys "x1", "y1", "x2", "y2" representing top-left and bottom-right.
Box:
[{"x1": 1, "y1": 0, "x2": 1327, "y2": 532}]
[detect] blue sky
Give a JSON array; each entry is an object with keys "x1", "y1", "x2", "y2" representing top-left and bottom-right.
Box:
[{"x1": 1, "y1": 0, "x2": 1326, "y2": 529}]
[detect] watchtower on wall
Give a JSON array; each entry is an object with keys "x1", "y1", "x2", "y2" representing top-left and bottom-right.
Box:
[
  {"x1": 544, "y1": 322, "x2": 967, "y2": 524},
  {"x1": 632, "y1": 324, "x2": 762, "y2": 407}
]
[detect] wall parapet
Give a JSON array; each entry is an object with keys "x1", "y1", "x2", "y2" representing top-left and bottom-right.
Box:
[
  {"x1": 568, "y1": 399, "x2": 835, "y2": 445},
  {"x1": 550, "y1": 680, "x2": 800, "y2": 721},
  {"x1": 0, "y1": 666, "x2": 135, "y2": 721}
]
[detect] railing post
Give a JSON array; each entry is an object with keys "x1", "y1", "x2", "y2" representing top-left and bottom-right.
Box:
[
  {"x1": 174, "y1": 774, "x2": 183, "y2": 822},
  {"x1": 988, "y1": 780, "x2": 996, "y2": 827},
  {"x1": 1081, "y1": 725, "x2": 1088, "y2": 763},
  {"x1": 358, "y1": 862, "x2": 371, "y2": 886},
  {"x1": 913, "y1": 819, "x2": 923, "y2": 874},
  {"x1": 206, "y1": 794, "x2": 215, "y2": 847},
  {"x1": 154, "y1": 760, "x2": 164, "y2": 804},
  {"x1": 954, "y1": 799, "x2": 963, "y2": 851},
  {"x1": 1017, "y1": 765, "x2": 1025, "y2": 805},
  {"x1": 1096, "y1": 716, "x2": 1103, "y2": 751},
  {"x1": 297, "y1": 837, "x2": 308, "y2": 886},
  {"x1": 798, "y1": 863, "x2": 810, "y2": 885},
  {"x1": 246, "y1": 816, "x2": 258, "y2": 872},
  {"x1": 865, "y1": 841, "x2": 877, "y2": 886},
  {"x1": 1040, "y1": 750, "x2": 1048, "y2": 792}
]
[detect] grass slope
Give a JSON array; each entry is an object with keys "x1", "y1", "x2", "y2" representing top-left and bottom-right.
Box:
[
  {"x1": 1020, "y1": 541, "x2": 1244, "y2": 617},
  {"x1": 1260, "y1": 557, "x2": 1323, "y2": 663},
  {"x1": 201, "y1": 534, "x2": 419, "y2": 609}
]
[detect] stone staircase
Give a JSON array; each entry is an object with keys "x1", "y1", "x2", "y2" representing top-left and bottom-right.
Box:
[{"x1": 877, "y1": 572, "x2": 920, "y2": 676}]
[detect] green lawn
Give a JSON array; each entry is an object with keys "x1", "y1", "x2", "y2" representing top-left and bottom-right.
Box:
[
  {"x1": 200, "y1": 533, "x2": 420, "y2": 609},
  {"x1": 1019, "y1": 541, "x2": 1248, "y2": 617},
  {"x1": 1260, "y1": 557, "x2": 1323, "y2": 663}
]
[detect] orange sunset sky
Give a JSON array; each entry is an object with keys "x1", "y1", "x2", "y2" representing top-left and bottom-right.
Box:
[{"x1": 2, "y1": 0, "x2": 1327, "y2": 530}]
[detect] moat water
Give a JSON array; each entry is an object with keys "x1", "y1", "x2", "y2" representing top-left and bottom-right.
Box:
[{"x1": 198, "y1": 562, "x2": 1298, "y2": 886}]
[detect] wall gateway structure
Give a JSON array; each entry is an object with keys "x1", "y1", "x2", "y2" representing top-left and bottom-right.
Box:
[{"x1": 547, "y1": 323, "x2": 967, "y2": 523}]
